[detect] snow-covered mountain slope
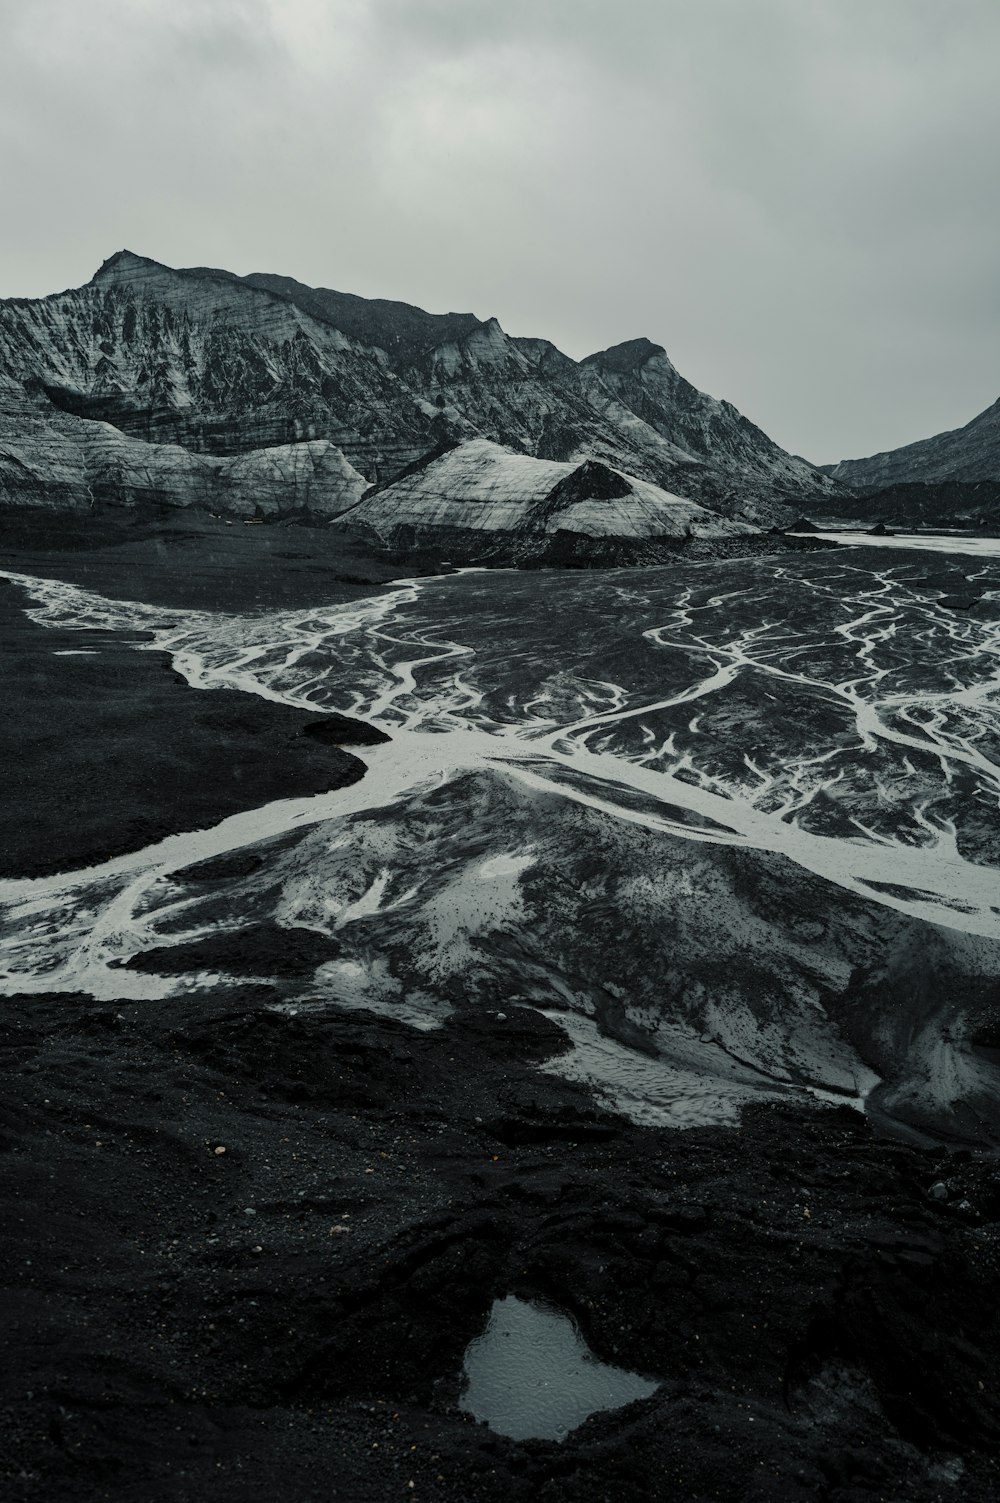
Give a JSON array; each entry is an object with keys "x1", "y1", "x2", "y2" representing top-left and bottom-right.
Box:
[
  {"x1": 0, "y1": 377, "x2": 368, "y2": 517},
  {"x1": 0, "y1": 253, "x2": 439, "y2": 485},
  {"x1": 334, "y1": 438, "x2": 754, "y2": 547},
  {"x1": 827, "y1": 396, "x2": 1000, "y2": 492},
  {"x1": 0, "y1": 249, "x2": 839, "y2": 525}
]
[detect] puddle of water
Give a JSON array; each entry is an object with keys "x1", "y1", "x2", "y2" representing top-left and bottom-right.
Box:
[{"x1": 460, "y1": 1295, "x2": 658, "y2": 1441}]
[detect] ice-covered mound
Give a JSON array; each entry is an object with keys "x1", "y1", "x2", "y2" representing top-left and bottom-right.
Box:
[
  {"x1": 334, "y1": 438, "x2": 756, "y2": 545},
  {"x1": 0, "y1": 377, "x2": 369, "y2": 518}
]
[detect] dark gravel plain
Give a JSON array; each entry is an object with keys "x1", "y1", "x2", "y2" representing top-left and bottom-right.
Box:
[
  {"x1": 4, "y1": 989, "x2": 1000, "y2": 1503},
  {"x1": 0, "y1": 581, "x2": 387, "y2": 879},
  {"x1": 0, "y1": 507, "x2": 410, "y2": 612}
]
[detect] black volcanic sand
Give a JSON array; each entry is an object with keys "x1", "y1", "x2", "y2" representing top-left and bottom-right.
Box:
[
  {"x1": 2, "y1": 989, "x2": 1000, "y2": 1502},
  {"x1": 0, "y1": 508, "x2": 416, "y2": 613},
  {"x1": 0, "y1": 579, "x2": 387, "y2": 878}
]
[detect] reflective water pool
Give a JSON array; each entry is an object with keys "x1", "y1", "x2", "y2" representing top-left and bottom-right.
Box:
[{"x1": 460, "y1": 1295, "x2": 658, "y2": 1442}]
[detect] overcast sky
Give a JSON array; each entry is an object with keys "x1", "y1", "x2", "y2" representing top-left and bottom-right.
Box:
[{"x1": 1, "y1": 0, "x2": 998, "y2": 463}]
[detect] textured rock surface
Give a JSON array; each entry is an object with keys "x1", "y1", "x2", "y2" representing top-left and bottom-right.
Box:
[
  {"x1": 336, "y1": 437, "x2": 755, "y2": 546},
  {"x1": 579, "y1": 337, "x2": 829, "y2": 522},
  {"x1": 0, "y1": 380, "x2": 369, "y2": 518},
  {"x1": 0, "y1": 251, "x2": 840, "y2": 526},
  {"x1": 828, "y1": 396, "x2": 1000, "y2": 492},
  {"x1": 5, "y1": 990, "x2": 1000, "y2": 1503}
]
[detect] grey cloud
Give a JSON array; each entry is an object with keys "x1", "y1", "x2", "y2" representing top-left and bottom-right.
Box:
[{"x1": 0, "y1": 0, "x2": 997, "y2": 462}]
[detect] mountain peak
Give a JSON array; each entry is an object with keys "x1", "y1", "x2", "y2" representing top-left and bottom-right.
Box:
[
  {"x1": 582, "y1": 337, "x2": 670, "y2": 374},
  {"x1": 91, "y1": 250, "x2": 162, "y2": 282}
]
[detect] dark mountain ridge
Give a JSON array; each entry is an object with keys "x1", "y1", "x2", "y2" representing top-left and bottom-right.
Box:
[
  {"x1": 811, "y1": 477, "x2": 1000, "y2": 532},
  {"x1": 0, "y1": 249, "x2": 840, "y2": 527},
  {"x1": 828, "y1": 394, "x2": 1000, "y2": 492}
]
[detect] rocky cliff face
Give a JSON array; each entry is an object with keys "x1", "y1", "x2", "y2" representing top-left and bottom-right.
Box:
[
  {"x1": 580, "y1": 338, "x2": 828, "y2": 515},
  {"x1": 0, "y1": 250, "x2": 839, "y2": 525},
  {"x1": 828, "y1": 396, "x2": 1000, "y2": 492}
]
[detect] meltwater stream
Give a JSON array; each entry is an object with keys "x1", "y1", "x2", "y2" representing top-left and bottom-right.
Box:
[{"x1": 2, "y1": 540, "x2": 1000, "y2": 1138}]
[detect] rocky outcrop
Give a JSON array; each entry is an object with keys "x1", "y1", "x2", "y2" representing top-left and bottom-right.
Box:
[
  {"x1": 0, "y1": 379, "x2": 368, "y2": 517},
  {"x1": 0, "y1": 250, "x2": 842, "y2": 526},
  {"x1": 812, "y1": 477, "x2": 1000, "y2": 530}
]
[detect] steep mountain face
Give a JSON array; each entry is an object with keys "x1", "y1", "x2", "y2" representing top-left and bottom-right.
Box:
[
  {"x1": 0, "y1": 253, "x2": 440, "y2": 490},
  {"x1": 828, "y1": 396, "x2": 1000, "y2": 492},
  {"x1": 0, "y1": 250, "x2": 838, "y2": 526},
  {"x1": 335, "y1": 438, "x2": 754, "y2": 552},
  {"x1": 579, "y1": 338, "x2": 826, "y2": 514}
]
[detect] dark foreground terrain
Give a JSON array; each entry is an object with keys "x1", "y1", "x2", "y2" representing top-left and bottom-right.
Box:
[
  {"x1": 3, "y1": 519, "x2": 1000, "y2": 1500},
  {"x1": 0, "y1": 582, "x2": 387, "y2": 878},
  {"x1": 0, "y1": 503, "x2": 830, "y2": 609},
  {"x1": 0, "y1": 508, "x2": 411, "y2": 613},
  {"x1": 3, "y1": 988, "x2": 1000, "y2": 1502}
]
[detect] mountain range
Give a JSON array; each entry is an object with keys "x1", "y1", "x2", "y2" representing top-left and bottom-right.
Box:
[{"x1": 0, "y1": 251, "x2": 840, "y2": 539}]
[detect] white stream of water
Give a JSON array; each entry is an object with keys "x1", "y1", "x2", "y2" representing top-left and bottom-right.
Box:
[{"x1": 1, "y1": 543, "x2": 999, "y2": 1037}]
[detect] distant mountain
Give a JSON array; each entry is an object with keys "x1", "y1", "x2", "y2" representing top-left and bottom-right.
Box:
[
  {"x1": 578, "y1": 338, "x2": 826, "y2": 515},
  {"x1": 827, "y1": 395, "x2": 1000, "y2": 492},
  {"x1": 0, "y1": 250, "x2": 839, "y2": 528}
]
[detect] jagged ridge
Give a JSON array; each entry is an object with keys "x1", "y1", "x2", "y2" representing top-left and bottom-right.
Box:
[{"x1": 0, "y1": 249, "x2": 840, "y2": 526}]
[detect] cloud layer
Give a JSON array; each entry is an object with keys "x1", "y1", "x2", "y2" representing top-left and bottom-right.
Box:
[{"x1": 2, "y1": 0, "x2": 998, "y2": 461}]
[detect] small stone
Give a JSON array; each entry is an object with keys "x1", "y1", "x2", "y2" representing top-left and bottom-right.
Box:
[
  {"x1": 928, "y1": 1181, "x2": 948, "y2": 1201},
  {"x1": 244, "y1": 1207, "x2": 256, "y2": 1215},
  {"x1": 495, "y1": 1012, "x2": 507, "y2": 1021},
  {"x1": 214, "y1": 1146, "x2": 226, "y2": 1156}
]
